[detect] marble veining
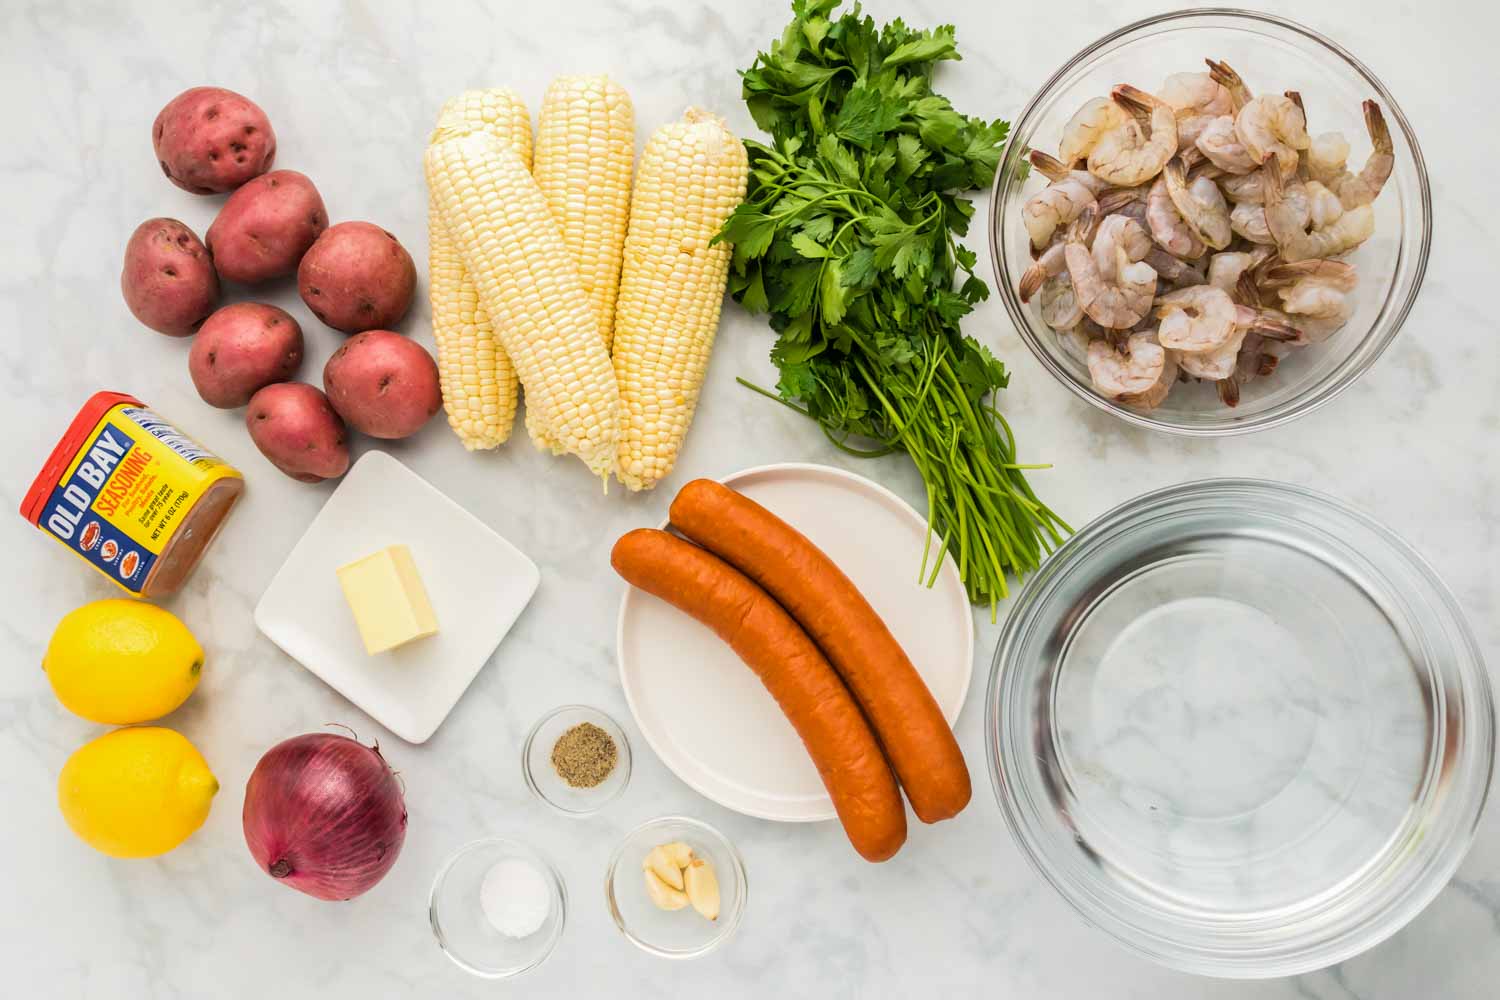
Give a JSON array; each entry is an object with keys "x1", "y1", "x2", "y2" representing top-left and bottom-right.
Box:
[{"x1": 1, "y1": 1, "x2": 1494, "y2": 997}]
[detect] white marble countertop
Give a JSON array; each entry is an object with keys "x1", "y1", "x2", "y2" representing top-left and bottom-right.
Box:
[{"x1": 3, "y1": 1, "x2": 1495, "y2": 997}]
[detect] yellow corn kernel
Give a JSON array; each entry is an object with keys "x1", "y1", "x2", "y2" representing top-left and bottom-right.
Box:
[
  {"x1": 426, "y1": 89, "x2": 533, "y2": 450},
  {"x1": 425, "y1": 133, "x2": 620, "y2": 478},
  {"x1": 611, "y1": 109, "x2": 748, "y2": 491}
]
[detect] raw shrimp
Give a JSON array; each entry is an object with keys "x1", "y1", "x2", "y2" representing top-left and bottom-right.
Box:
[
  {"x1": 1154, "y1": 285, "x2": 1238, "y2": 352},
  {"x1": 1039, "y1": 274, "x2": 1083, "y2": 330},
  {"x1": 1088, "y1": 331, "x2": 1177, "y2": 408},
  {"x1": 1235, "y1": 94, "x2": 1309, "y2": 174},
  {"x1": 1278, "y1": 282, "x2": 1353, "y2": 342},
  {"x1": 1205, "y1": 59, "x2": 1252, "y2": 111},
  {"x1": 1066, "y1": 208, "x2": 1158, "y2": 329},
  {"x1": 1018, "y1": 241, "x2": 1067, "y2": 302},
  {"x1": 1059, "y1": 96, "x2": 1131, "y2": 166},
  {"x1": 1277, "y1": 281, "x2": 1348, "y2": 318},
  {"x1": 1323, "y1": 101, "x2": 1394, "y2": 209},
  {"x1": 1160, "y1": 71, "x2": 1233, "y2": 149},
  {"x1": 1230, "y1": 202, "x2": 1277, "y2": 244},
  {"x1": 1088, "y1": 86, "x2": 1179, "y2": 187},
  {"x1": 1161, "y1": 72, "x2": 1235, "y2": 118},
  {"x1": 1178, "y1": 298, "x2": 1300, "y2": 382},
  {"x1": 1262, "y1": 259, "x2": 1358, "y2": 293},
  {"x1": 1195, "y1": 115, "x2": 1258, "y2": 173},
  {"x1": 1146, "y1": 175, "x2": 1207, "y2": 258},
  {"x1": 1263, "y1": 164, "x2": 1374, "y2": 260},
  {"x1": 1207, "y1": 248, "x2": 1274, "y2": 292},
  {"x1": 1178, "y1": 330, "x2": 1247, "y2": 380},
  {"x1": 1091, "y1": 214, "x2": 1153, "y2": 287},
  {"x1": 1024, "y1": 174, "x2": 1097, "y2": 249},
  {"x1": 1305, "y1": 180, "x2": 1344, "y2": 229},
  {"x1": 1220, "y1": 170, "x2": 1267, "y2": 203},
  {"x1": 1163, "y1": 157, "x2": 1232, "y2": 249},
  {"x1": 1304, "y1": 131, "x2": 1351, "y2": 188}
]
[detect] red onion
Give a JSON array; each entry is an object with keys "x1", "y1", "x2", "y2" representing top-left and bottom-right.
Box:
[{"x1": 242, "y1": 730, "x2": 407, "y2": 901}]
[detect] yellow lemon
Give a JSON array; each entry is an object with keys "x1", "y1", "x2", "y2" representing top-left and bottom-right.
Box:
[
  {"x1": 58, "y1": 727, "x2": 218, "y2": 858},
  {"x1": 43, "y1": 599, "x2": 203, "y2": 724}
]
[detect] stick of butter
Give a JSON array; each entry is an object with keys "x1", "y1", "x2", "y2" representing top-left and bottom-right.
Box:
[{"x1": 337, "y1": 544, "x2": 439, "y2": 654}]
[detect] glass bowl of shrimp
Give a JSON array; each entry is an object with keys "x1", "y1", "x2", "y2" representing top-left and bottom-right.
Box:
[{"x1": 989, "y1": 8, "x2": 1431, "y2": 434}]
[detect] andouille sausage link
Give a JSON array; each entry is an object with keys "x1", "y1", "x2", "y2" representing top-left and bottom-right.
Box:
[
  {"x1": 669, "y1": 479, "x2": 971, "y2": 823},
  {"x1": 611, "y1": 528, "x2": 907, "y2": 862}
]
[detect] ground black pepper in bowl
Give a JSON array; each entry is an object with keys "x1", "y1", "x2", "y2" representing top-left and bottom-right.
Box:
[{"x1": 551, "y1": 722, "x2": 618, "y2": 788}]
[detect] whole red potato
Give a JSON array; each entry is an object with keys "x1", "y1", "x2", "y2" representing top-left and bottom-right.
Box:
[
  {"x1": 121, "y1": 218, "x2": 220, "y2": 336},
  {"x1": 323, "y1": 331, "x2": 441, "y2": 439},
  {"x1": 298, "y1": 222, "x2": 416, "y2": 334},
  {"x1": 246, "y1": 383, "x2": 350, "y2": 482},
  {"x1": 153, "y1": 87, "x2": 276, "y2": 194},
  {"x1": 206, "y1": 170, "x2": 327, "y2": 283},
  {"x1": 190, "y1": 303, "x2": 304, "y2": 408}
]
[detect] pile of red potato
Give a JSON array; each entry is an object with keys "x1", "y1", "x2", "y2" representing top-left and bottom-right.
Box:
[{"x1": 122, "y1": 86, "x2": 440, "y2": 482}]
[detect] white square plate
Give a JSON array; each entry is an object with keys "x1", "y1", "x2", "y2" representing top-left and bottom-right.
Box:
[{"x1": 254, "y1": 450, "x2": 539, "y2": 743}]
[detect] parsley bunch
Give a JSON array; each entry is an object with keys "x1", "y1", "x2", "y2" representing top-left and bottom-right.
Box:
[{"x1": 718, "y1": 0, "x2": 1068, "y2": 614}]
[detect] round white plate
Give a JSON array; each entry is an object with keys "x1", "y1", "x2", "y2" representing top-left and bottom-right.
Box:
[{"x1": 616, "y1": 463, "x2": 975, "y2": 822}]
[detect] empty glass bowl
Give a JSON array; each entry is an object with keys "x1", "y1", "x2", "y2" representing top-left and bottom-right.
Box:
[
  {"x1": 429, "y1": 838, "x2": 567, "y2": 979},
  {"x1": 605, "y1": 816, "x2": 747, "y2": 959},
  {"x1": 523, "y1": 705, "x2": 633, "y2": 815},
  {"x1": 987, "y1": 479, "x2": 1492, "y2": 977},
  {"x1": 988, "y1": 9, "x2": 1432, "y2": 434}
]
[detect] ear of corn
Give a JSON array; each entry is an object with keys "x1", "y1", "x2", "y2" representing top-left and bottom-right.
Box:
[
  {"x1": 611, "y1": 109, "x2": 748, "y2": 491},
  {"x1": 426, "y1": 89, "x2": 533, "y2": 450},
  {"x1": 534, "y1": 75, "x2": 635, "y2": 352},
  {"x1": 425, "y1": 132, "x2": 620, "y2": 478},
  {"x1": 527, "y1": 75, "x2": 635, "y2": 454}
]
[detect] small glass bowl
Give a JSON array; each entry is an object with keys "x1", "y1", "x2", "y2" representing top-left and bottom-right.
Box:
[
  {"x1": 988, "y1": 479, "x2": 1492, "y2": 977},
  {"x1": 522, "y1": 705, "x2": 632, "y2": 815},
  {"x1": 988, "y1": 9, "x2": 1432, "y2": 434},
  {"x1": 429, "y1": 838, "x2": 567, "y2": 979},
  {"x1": 605, "y1": 816, "x2": 748, "y2": 959}
]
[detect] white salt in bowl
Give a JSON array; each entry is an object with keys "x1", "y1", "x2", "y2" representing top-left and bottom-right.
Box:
[{"x1": 429, "y1": 838, "x2": 566, "y2": 978}]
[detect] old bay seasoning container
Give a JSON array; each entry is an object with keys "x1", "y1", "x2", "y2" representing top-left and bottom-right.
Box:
[{"x1": 22, "y1": 391, "x2": 243, "y2": 596}]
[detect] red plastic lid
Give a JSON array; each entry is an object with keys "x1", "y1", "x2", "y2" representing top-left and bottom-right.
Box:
[{"x1": 21, "y1": 391, "x2": 142, "y2": 526}]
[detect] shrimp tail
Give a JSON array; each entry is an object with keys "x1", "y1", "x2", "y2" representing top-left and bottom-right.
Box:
[
  {"x1": 1028, "y1": 149, "x2": 1071, "y2": 182},
  {"x1": 1205, "y1": 59, "x2": 1250, "y2": 107},
  {"x1": 1018, "y1": 264, "x2": 1046, "y2": 302},
  {"x1": 1364, "y1": 100, "x2": 1392, "y2": 155}
]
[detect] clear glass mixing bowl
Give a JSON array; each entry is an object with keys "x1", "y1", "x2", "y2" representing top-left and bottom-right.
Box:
[
  {"x1": 987, "y1": 480, "x2": 1492, "y2": 977},
  {"x1": 988, "y1": 9, "x2": 1432, "y2": 434}
]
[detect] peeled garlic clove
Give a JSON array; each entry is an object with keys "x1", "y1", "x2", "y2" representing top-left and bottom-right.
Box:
[
  {"x1": 684, "y1": 857, "x2": 720, "y2": 921},
  {"x1": 643, "y1": 845, "x2": 685, "y2": 891},
  {"x1": 661, "y1": 841, "x2": 694, "y2": 869},
  {"x1": 643, "y1": 867, "x2": 690, "y2": 910}
]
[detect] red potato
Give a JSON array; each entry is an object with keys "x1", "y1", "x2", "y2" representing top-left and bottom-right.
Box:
[
  {"x1": 323, "y1": 330, "x2": 441, "y2": 439},
  {"x1": 153, "y1": 87, "x2": 276, "y2": 194},
  {"x1": 298, "y1": 222, "x2": 416, "y2": 333},
  {"x1": 206, "y1": 171, "x2": 327, "y2": 283},
  {"x1": 189, "y1": 303, "x2": 304, "y2": 408},
  {"x1": 121, "y1": 218, "x2": 220, "y2": 337},
  {"x1": 246, "y1": 383, "x2": 350, "y2": 482}
]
